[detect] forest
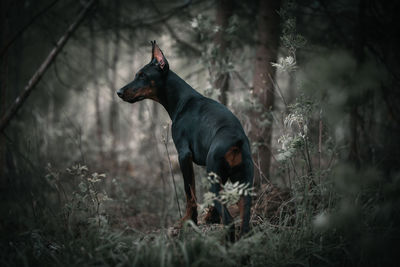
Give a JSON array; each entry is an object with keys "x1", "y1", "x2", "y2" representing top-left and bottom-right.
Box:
[{"x1": 1, "y1": 0, "x2": 400, "y2": 266}]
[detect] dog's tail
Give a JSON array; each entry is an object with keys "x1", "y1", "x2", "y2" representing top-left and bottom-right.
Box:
[{"x1": 224, "y1": 140, "x2": 243, "y2": 168}]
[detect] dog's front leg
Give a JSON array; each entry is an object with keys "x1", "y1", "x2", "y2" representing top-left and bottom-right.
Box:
[{"x1": 178, "y1": 151, "x2": 198, "y2": 224}]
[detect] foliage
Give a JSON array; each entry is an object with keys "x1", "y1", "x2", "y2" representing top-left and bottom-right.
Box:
[
  {"x1": 271, "y1": 55, "x2": 298, "y2": 72},
  {"x1": 198, "y1": 172, "x2": 256, "y2": 212},
  {"x1": 0, "y1": 161, "x2": 347, "y2": 267},
  {"x1": 277, "y1": 94, "x2": 315, "y2": 163}
]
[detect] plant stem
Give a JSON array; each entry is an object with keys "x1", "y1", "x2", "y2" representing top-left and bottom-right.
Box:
[{"x1": 163, "y1": 124, "x2": 182, "y2": 218}]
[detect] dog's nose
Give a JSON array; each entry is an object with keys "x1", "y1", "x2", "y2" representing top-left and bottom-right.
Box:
[{"x1": 117, "y1": 89, "x2": 124, "y2": 98}]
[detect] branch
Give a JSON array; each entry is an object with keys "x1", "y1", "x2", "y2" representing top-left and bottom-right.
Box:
[
  {"x1": 0, "y1": 0, "x2": 97, "y2": 133},
  {"x1": 149, "y1": 0, "x2": 202, "y2": 56},
  {"x1": 118, "y1": 0, "x2": 195, "y2": 31},
  {"x1": 233, "y1": 71, "x2": 252, "y2": 90},
  {"x1": 268, "y1": 72, "x2": 288, "y2": 108},
  {"x1": 164, "y1": 22, "x2": 202, "y2": 56},
  {"x1": 0, "y1": 0, "x2": 60, "y2": 58}
]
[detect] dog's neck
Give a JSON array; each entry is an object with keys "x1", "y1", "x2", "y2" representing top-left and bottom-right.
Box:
[{"x1": 159, "y1": 71, "x2": 201, "y2": 121}]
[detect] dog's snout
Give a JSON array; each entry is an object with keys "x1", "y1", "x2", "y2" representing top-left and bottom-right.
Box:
[{"x1": 117, "y1": 88, "x2": 124, "y2": 98}]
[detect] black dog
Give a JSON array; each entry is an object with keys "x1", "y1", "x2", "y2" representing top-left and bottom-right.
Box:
[{"x1": 117, "y1": 41, "x2": 253, "y2": 238}]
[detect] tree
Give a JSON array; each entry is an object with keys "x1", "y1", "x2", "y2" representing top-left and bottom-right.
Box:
[
  {"x1": 89, "y1": 15, "x2": 104, "y2": 163},
  {"x1": 214, "y1": 0, "x2": 233, "y2": 106},
  {"x1": 0, "y1": 0, "x2": 10, "y2": 178},
  {"x1": 249, "y1": 0, "x2": 281, "y2": 185},
  {"x1": 107, "y1": 0, "x2": 121, "y2": 164}
]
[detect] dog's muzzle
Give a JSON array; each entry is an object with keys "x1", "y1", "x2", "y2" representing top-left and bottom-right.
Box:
[{"x1": 117, "y1": 88, "x2": 124, "y2": 98}]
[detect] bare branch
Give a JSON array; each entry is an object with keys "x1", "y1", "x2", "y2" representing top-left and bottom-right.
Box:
[
  {"x1": 149, "y1": 0, "x2": 202, "y2": 56},
  {"x1": 233, "y1": 71, "x2": 252, "y2": 90},
  {"x1": 119, "y1": 0, "x2": 195, "y2": 32},
  {"x1": 0, "y1": 0, "x2": 97, "y2": 133}
]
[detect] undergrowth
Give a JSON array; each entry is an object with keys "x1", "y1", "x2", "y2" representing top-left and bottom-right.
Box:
[{"x1": 0, "y1": 159, "x2": 352, "y2": 267}]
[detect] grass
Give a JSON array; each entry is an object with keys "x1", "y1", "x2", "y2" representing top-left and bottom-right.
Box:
[
  {"x1": 0, "y1": 96, "x2": 397, "y2": 266},
  {"x1": 0, "y1": 161, "x2": 349, "y2": 267},
  {"x1": 2, "y1": 103, "x2": 399, "y2": 267}
]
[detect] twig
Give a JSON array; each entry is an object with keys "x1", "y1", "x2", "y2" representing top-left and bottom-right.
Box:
[
  {"x1": 162, "y1": 124, "x2": 182, "y2": 218},
  {"x1": 268, "y1": 72, "x2": 288, "y2": 108},
  {"x1": 304, "y1": 136, "x2": 313, "y2": 176},
  {"x1": 289, "y1": 158, "x2": 299, "y2": 180},
  {"x1": 164, "y1": 22, "x2": 202, "y2": 55},
  {"x1": 118, "y1": 0, "x2": 195, "y2": 32},
  {"x1": 318, "y1": 108, "x2": 322, "y2": 173},
  {"x1": 253, "y1": 155, "x2": 270, "y2": 184},
  {"x1": 250, "y1": 185, "x2": 269, "y2": 222},
  {"x1": 150, "y1": 0, "x2": 203, "y2": 57},
  {"x1": 287, "y1": 162, "x2": 292, "y2": 189},
  {"x1": 0, "y1": 0, "x2": 97, "y2": 132},
  {"x1": 233, "y1": 71, "x2": 252, "y2": 90},
  {"x1": 257, "y1": 151, "x2": 262, "y2": 185}
]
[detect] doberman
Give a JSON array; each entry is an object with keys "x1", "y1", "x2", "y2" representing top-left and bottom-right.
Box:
[{"x1": 117, "y1": 41, "x2": 254, "y2": 239}]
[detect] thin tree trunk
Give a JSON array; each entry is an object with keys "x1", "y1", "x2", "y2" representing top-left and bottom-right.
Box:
[
  {"x1": 89, "y1": 17, "x2": 104, "y2": 163},
  {"x1": 348, "y1": 0, "x2": 366, "y2": 168},
  {"x1": 287, "y1": 72, "x2": 296, "y2": 106},
  {"x1": 128, "y1": 38, "x2": 139, "y2": 124},
  {"x1": 108, "y1": 0, "x2": 120, "y2": 164},
  {"x1": 0, "y1": 0, "x2": 10, "y2": 178},
  {"x1": 214, "y1": 0, "x2": 233, "y2": 106},
  {"x1": 250, "y1": 0, "x2": 281, "y2": 187},
  {"x1": 0, "y1": 0, "x2": 96, "y2": 132}
]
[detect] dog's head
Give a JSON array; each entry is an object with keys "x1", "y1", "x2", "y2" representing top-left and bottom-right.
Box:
[{"x1": 117, "y1": 41, "x2": 169, "y2": 103}]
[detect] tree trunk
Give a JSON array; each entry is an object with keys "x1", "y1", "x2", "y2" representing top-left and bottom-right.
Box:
[
  {"x1": 108, "y1": 0, "x2": 120, "y2": 163},
  {"x1": 0, "y1": 0, "x2": 10, "y2": 179},
  {"x1": 250, "y1": 0, "x2": 281, "y2": 186},
  {"x1": 214, "y1": 0, "x2": 233, "y2": 106},
  {"x1": 89, "y1": 17, "x2": 104, "y2": 163},
  {"x1": 348, "y1": 0, "x2": 366, "y2": 168}
]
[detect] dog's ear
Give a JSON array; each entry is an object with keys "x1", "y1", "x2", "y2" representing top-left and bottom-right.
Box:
[{"x1": 151, "y1": 40, "x2": 169, "y2": 73}]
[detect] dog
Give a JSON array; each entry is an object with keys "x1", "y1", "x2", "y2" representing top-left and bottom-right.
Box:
[{"x1": 117, "y1": 41, "x2": 254, "y2": 239}]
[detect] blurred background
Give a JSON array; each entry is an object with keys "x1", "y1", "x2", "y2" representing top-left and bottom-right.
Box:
[{"x1": 1, "y1": 0, "x2": 400, "y2": 266}]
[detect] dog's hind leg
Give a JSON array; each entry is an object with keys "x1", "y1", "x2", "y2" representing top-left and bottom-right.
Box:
[
  {"x1": 221, "y1": 140, "x2": 254, "y2": 238},
  {"x1": 238, "y1": 155, "x2": 254, "y2": 236},
  {"x1": 206, "y1": 147, "x2": 235, "y2": 241},
  {"x1": 209, "y1": 181, "x2": 233, "y2": 225},
  {"x1": 178, "y1": 150, "x2": 198, "y2": 224}
]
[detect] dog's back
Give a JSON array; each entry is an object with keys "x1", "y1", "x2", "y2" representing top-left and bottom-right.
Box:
[{"x1": 172, "y1": 93, "x2": 248, "y2": 166}]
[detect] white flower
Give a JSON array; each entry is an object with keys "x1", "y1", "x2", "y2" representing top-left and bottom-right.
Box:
[{"x1": 191, "y1": 19, "x2": 198, "y2": 28}]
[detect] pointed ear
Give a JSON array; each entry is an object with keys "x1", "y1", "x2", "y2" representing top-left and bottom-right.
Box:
[{"x1": 151, "y1": 40, "x2": 169, "y2": 72}]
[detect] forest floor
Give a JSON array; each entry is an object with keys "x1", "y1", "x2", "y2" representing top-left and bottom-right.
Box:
[{"x1": 1, "y1": 163, "x2": 399, "y2": 266}]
